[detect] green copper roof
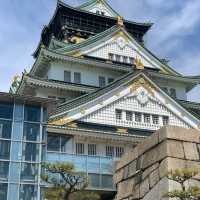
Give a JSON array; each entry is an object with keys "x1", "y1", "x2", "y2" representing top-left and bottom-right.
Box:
[
  {"x1": 51, "y1": 70, "x2": 200, "y2": 122},
  {"x1": 178, "y1": 100, "x2": 200, "y2": 120},
  {"x1": 56, "y1": 25, "x2": 180, "y2": 76}
]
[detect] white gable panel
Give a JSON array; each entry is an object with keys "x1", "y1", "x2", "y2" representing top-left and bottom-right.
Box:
[
  {"x1": 90, "y1": 4, "x2": 113, "y2": 16},
  {"x1": 80, "y1": 87, "x2": 191, "y2": 131},
  {"x1": 85, "y1": 36, "x2": 158, "y2": 70}
]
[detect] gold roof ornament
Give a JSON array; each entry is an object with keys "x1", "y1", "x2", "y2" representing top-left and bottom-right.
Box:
[
  {"x1": 117, "y1": 128, "x2": 128, "y2": 134},
  {"x1": 134, "y1": 56, "x2": 144, "y2": 70},
  {"x1": 117, "y1": 16, "x2": 124, "y2": 27}
]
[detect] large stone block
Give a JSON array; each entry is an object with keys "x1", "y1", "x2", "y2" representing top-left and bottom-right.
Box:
[
  {"x1": 183, "y1": 142, "x2": 199, "y2": 161},
  {"x1": 159, "y1": 126, "x2": 200, "y2": 143},
  {"x1": 140, "y1": 178, "x2": 150, "y2": 198},
  {"x1": 142, "y1": 162, "x2": 159, "y2": 180},
  {"x1": 138, "y1": 131, "x2": 159, "y2": 156},
  {"x1": 149, "y1": 169, "x2": 160, "y2": 188},
  {"x1": 166, "y1": 140, "x2": 184, "y2": 159},
  {"x1": 128, "y1": 160, "x2": 137, "y2": 178}
]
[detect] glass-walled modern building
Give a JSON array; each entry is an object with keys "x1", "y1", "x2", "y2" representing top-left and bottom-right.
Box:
[{"x1": 0, "y1": 93, "x2": 51, "y2": 200}]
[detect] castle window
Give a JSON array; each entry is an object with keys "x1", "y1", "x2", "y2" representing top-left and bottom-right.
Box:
[
  {"x1": 64, "y1": 71, "x2": 71, "y2": 82},
  {"x1": 115, "y1": 109, "x2": 122, "y2": 120},
  {"x1": 162, "y1": 87, "x2": 168, "y2": 94},
  {"x1": 101, "y1": 12, "x2": 105, "y2": 16},
  {"x1": 106, "y1": 146, "x2": 114, "y2": 157},
  {"x1": 99, "y1": 76, "x2": 106, "y2": 87},
  {"x1": 129, "y1": 57, "x2": 135, "y2": 64},
  {"x1": 116, "y1": 147, "x2": 124, "y2": 158},
  {"x1": 88, "y1": 144, "x2": 97, "y2": 156},
  {"x1": 76, "y1": 143, "x2": 84, "y2": 155},
  {"x1": 163, "y1": 116, "x2": 169, "y2": 125},
  {"x1": 152, "y1": 115, "x2": 159, "y2": 125},
  {"x1": 108, "y1": 53, "x2": 114, "y2": 61},
  {"x1": 135, "y1": 112, "x2": 142, "y2": 122},
  {"x1": 116, "y1": 55, "x2": 121, "y2": 62},
  {"x1": 123, "y1": 56, "x2": 128, "y2": 63},
  {"x1": 74, "y1": 72, "x2": 81, "y2": 84},
  {"x1": 126, "y1": 111, "x2": 133, "y2": 121},
  {"x1": 170, "y1": 88, "x2": 177, "y2": 99},
  {"x1": 144, "y1": 114, "x2": 151, "y2": 123},
  {"x1": 96, "y1": 10, "x2": 100, "y2": 15},
  {"x1": 108, "y1": 78, "x2": 114, "y2": 84}
]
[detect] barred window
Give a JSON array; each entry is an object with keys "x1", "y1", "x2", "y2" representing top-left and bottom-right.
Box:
[
  {"x1": 64, "y1": 71, "x2": 71, "y2": 82},
  {"x1": 123, "y1": 56, "x2": 128, "y2": 63},
  {"x1": 116, "y1": 147, "x2": 124, "y2": 158},
  {"x1": 116, "y1": 110, "x2": 122, "y2": 120},
  {"x1": 126, "y1": 111, "x2": 133, "y2": 121},
  {"x1": 106, "y1": 146, "x2": 114, "y2": 157},
  {"x1": 74, "y1": 72, "x2": 81, "y2": 84},
  {"x1": 152, "y1": 115, "x2": 159, "y2": 125},
  {"x1": 144, "y1": 114, "x2": 151, "y2": 123},
  {"x1": 108, "y1": 78, "x2": 114, "y2": 84},
  {"x1": 88, "y1": 144, "x2": 97, "y2": 156},
  {"x1": 163, "y1": 116, "x2": 169, "y2": 125},
  {"x1": 99, "y1": 76, "x2": 106, "y2": 87},
  {"x1": 170, "y1": 88, "x2": 177, "y2": 99},
  {"x1": 108, "y1": 53, "x2": 114, "y2": 61},
  {"x1": 76, "y1": 143, "x2": 84, "y2": 155},
  {"x1": 135, "y1": 112, "x2": 142, "y2": 122},
  {"x1": 116, "y1": 55, "x2": 121, "y2": 62}
]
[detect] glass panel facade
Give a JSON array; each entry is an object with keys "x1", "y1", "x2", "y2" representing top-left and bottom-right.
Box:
[
  {"x1": 21, "y1": 163, "x2": 38, "y2": 181},
  {"x1": 14, "y1": 104, "x2": 24, "y2": 121},
  {"x1": 47, "y1": 134, "x2": 60, "y2": 152},
  {"x1": 0, "y1": 120, "x2": 12, "y2": 139},
  {"x1": 0, "y1": 161, "x2": 9, "y2": 179},
  {"x1": 102, "y1": 175, "x2": 113, "y2": 189},
  {"x1": 23, "y1": 123, "x2": 40, "y2": 141},
  {"x1": 24, "y1": 105, "x2": 41, "y2": 122},
  {"x1": 10, "y1": 141, "x2": 22, "y2": 161},
  {"x1": 89, "y1": 174, "x2": 100, "y2": 188},
  {"x1": 12, "y1": 122, "x2": 23, "y2": 140},
  {"x1": 9, "y1": 162, "x2": 20, "y2": 182},
  {"x1": 23, "y1": 143, "x2": 39, "y2": 162},
  {"x1": 0, "y1": 140, "x2": 10, "y2": 159},
  {"x1": 20, "y1": 184, "x2": 37, "y2": 200},
  {"x1": 8, "y1": 184, "x2": 19, "y2": 200},
  {"x1": 0, "y1": 183, "x2": 8, "y2": 200},
  {"x1": 0, "y1": 102, "x2": 13, "y2": 119}
]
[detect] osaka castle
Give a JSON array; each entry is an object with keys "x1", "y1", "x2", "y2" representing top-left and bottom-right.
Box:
[{"x1": 1, "y1": 0, "x2": 200, "y2": 199}]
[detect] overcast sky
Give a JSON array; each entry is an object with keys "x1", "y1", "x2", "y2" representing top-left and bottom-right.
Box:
[{"x1": 0, "y1": 0, "x2": 200, "y2": 102}]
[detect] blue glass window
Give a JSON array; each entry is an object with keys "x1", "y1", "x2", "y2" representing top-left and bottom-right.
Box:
[
  {"x1": 47, "y1": 134, "x2": 60, "y2": 152},
  {"x1": 14, "y1": 104, "x2": 24, "y2": 121},
  {"x1": 23, "y1": 143, "x2": 39, "y2": 162},
  {"x1": 0, "y1": 183, "x2": 8, "y2": 200},
  {"x1": 20, "y1": 184, "x2": 37, "y2": 200},
  {"x1": 0, "y1": 140, "x2": 10, "y2": 159},
  {"x1": 7, "y1": 184, "x2": 19, "y2": 200},
  {"x1": 101, "y1": 175, "x2": 113, "y2": 189},
  {"x1": 89, "y1": 173, "x2": 100, "y2": 188},
  {"x1": 0, "y1": 120, "x2": 12, "y2": 139},
  {"x1": 0, "y1": 161, "x2": 9, "y2": 179},
  {"x1": 0, "y1": 102, "x2": 13, "y2": 119},
  {"x1": 24, "y1": 105, "x2": 41, "y2": 122},
  {"x1": 21, "y1": 163, "x2": 38, "y2": 181},
  {"x1": 9, "y1": 162, "x2": 20, "y2": 182},
  {"x1": 23, "y1": 123, "x2": 40, "y2": 141}
]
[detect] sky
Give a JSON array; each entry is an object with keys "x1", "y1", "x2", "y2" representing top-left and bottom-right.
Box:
[{"x1": 0, "y1": 0, "x2": 200, "y2": 102}]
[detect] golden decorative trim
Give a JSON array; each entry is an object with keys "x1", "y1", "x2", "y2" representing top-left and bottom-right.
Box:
[
  {"x1": 70, "y1": 36, "x2": 85, "y2": 44},
  {"x1": 134, "y1": 56, "x2": 144, "y2": 70},
  {"x1": 81, "y1": 108, "x2": 86, "y2": 115},
  {"x1": 130, "y1": 77, "x2": 155, "y2": 96},
  {"x1": 113, "y1": 31, "x2": 129, "y2": 43},
  {"x1": 115, "y1": 92, "x2": 121, "y2": 97},
  {"x1": 68, "y1": 123, "x2": 78, "y2": 128},
  {"x1": 117, "y1": 16, "x2": 124, "y2": 26},
  {"x1": 48, "y1": 117, "x2": 74, "y2": 126},
  {"x1": 117, "y1": 128, "x2": 128, "y2": 134}
]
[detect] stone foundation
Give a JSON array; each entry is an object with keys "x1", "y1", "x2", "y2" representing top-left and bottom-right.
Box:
[{"x1": 114, "y1": 126, "x2": 200, "y2": 200}]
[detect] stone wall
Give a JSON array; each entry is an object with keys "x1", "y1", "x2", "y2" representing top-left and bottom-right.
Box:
[{"x1": 114, "y1": 126, "x2": 200, "y2": 200}]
